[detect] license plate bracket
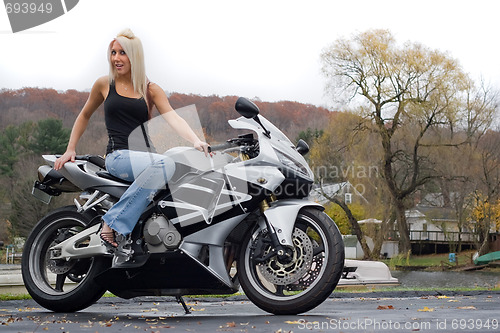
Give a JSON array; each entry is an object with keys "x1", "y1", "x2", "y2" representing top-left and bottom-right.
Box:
[{"x1": 32, "y1": 181, "x2": 52, "y2": 204}]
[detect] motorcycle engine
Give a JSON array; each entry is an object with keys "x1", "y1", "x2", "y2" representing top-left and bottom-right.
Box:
[{"x1": 143, "y1": 214, "x2": 182, "y2": 253}]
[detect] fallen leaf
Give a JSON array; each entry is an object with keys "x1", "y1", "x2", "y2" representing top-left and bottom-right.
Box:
[
  {"x1": 190, "y1": 308, "x2": 205, "y2": 312},
  {"x1": 457, "y1": 306, "x2": 476, "y2": 310},
  {"x1": 285, "y1": 320, "x2": 303, "y2": 324},
  {"x1": 437, "y1": 295, "x2": 450, "y2": 299},
  {"x1": 377, "y1": 305, "x2": 394, "y2": 310},
  {"x1": 417, "y1": 306, "x2": 434, "y2": 312},
  {"x1": 226, "y1": 322, "x2": 236, "y2": 327}
]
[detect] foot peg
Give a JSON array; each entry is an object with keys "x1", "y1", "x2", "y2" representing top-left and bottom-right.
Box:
[{"x1": 112, "y1": 235, "x2": 134, "y2": 267}]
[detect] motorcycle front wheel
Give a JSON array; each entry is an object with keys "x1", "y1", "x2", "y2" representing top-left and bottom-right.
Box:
[
  {"x1": 21, "y1": 206, "x2": 109, "y2": 312},
  {"x1": 237, "y1": 207, "x2": 344, "y2": 315}
]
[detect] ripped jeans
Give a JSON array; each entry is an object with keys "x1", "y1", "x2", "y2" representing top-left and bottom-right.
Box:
[{"x1": 101, "y1": 150, "x2": 175, "y2": 236}]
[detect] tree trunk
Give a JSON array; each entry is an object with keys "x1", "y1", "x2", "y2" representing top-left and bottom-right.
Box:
[
  {"x1": 395, "y1": 199, "x2": 412, "y2": 254},
  {"x1": 477, "y1": 229, "x2": 490, "y2": 256},
  {"x1": 334, "y1": 198, "x2": 372, "y2": 259},
  {"x1": 379, "y1": 128, "x2": 412, "y2": 255},
  {"x1": 319, "y1": 183, "x2": 372, "y2": 259},
  {"x1": 371, "y1": 209, "x2": 395, "y2": 259},
  {"x1": 371, "y1": 223, "x2": 385, "y2": 259}
]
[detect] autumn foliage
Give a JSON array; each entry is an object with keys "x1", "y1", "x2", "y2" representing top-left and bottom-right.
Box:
[{"x1": 0, "y1": 88, "x2": 330, "y2": 150}]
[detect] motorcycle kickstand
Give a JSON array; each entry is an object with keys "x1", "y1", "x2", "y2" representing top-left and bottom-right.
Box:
[{"x1": 176, "y1": 296, "x2": 191, "y2": 314}]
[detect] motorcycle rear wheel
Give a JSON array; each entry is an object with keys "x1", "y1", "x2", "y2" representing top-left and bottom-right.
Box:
[
  {"x1": 237, "y1": 207, "x2": 344, "y2": 315},
  {"x1": 21, "y1": 206, "x2": 109, "y2": 312}
]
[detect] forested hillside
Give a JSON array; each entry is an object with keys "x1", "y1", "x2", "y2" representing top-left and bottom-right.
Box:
[{"x1": 0, "y1": 88, "x2": 330, "y2": 153}]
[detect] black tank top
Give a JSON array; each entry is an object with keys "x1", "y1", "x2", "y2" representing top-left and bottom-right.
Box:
[{"x1": 104, "y1": 83, "x2": 149, "y2": 155}]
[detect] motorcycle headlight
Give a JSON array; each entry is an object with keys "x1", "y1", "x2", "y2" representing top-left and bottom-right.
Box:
[{"x1": 274, "y1": 149, "x2": 311, "y2": 177}]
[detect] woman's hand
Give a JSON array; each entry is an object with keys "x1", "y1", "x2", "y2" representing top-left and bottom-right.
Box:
[
  {"x1": 194, "y1": 140, "x2": 211, "y2": 157},
  {"x1": 54, "y1": 150, "x2": 76, "y2": 170}
]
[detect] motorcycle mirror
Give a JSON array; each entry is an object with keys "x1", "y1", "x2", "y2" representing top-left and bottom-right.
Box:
[
  {"x1": 235, "y1": 97, "x2": 271, "y2": 138},
  {"x1": 296, "y1": 139, "x2": 310, "y2": 156},
  {"x1": 235, "y1": 97, "x2": 260, "y2": 118}
]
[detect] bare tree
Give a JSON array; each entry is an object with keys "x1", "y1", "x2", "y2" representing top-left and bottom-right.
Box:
[{"x1": 320, "y1": 29, "x2": 485, "y2": 254}]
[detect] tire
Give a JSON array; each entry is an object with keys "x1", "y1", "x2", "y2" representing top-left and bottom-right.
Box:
[
  {"x1": 237, "y1": 207, "x2": 344, "y2": 315},
  {"x1": 21, "y1": 206, "x2": 109, "y2": 312}
]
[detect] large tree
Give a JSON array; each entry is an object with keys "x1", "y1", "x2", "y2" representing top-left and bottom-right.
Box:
[
  {"x1": 30, "y1": 118, "x2": 71, "y2": 154},
  {"x1": 0, "y1": 120, "x2": 72, "y2": 238},
  {"x1": 471, "y1": 129, "x2": 500, "y2": 254},
  {"x1": 320, "y1": 29, "x2": 489, "y2": 254}
]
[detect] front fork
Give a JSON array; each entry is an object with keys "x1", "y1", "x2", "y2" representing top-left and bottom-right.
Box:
[
  {"x1": 259, "y1": 194, "x2": 291, "y2": 261},
  {"x1": 240, "y1": 148, "x2": 290, "y2": 261}
]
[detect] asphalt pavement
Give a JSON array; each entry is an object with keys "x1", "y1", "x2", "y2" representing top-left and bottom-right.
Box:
[{"x1": 1, "y1": 290, "x2": 500, "y2": 332}]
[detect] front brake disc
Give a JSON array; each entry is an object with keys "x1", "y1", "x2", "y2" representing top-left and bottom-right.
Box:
[{"x1": 257, "y1": 228, "x2": 313, "y2": 285}]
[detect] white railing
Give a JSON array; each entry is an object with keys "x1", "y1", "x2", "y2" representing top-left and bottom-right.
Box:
[{"x1": 409, "y1": 230, "x2": 478, "y2": 243}]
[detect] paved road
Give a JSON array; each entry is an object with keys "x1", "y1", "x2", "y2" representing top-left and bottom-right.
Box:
[{"x1": 1, "y1": 291, "x2": 499, "y2": 332}]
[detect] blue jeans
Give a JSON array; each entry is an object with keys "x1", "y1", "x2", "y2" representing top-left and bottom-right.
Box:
[{"x1": 102, "y1": 150, "x2": 175, "y2": 236}]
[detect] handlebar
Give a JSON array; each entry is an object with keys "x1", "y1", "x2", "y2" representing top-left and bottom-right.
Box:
[{"x1": 208, "y1": 141, "x2": 238, "y2": 153}]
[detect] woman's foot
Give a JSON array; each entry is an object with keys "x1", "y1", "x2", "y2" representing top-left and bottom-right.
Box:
[{"x1": 99, "y1": 221, "x2": 118, "y2": 248}]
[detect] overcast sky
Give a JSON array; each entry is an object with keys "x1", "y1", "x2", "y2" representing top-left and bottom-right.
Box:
[{"x1": 1, "y1": 0, "x2": 499, "y2": 108}]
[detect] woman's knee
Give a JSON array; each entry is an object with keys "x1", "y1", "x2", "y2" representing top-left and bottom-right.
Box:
[{"x1": 152, "y1": 156, "x2": 176, "y2": 177}]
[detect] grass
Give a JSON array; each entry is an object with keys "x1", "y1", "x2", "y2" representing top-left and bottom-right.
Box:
[
  {"x1": 333, "y1": 285, "x2": 500, "y2": 294},
  {"x1": 0, "y1": 293, "x2": 32, "y2": 301},
  {"x1": 385, "y1": 250, "x2": 476, "y2": 270}
]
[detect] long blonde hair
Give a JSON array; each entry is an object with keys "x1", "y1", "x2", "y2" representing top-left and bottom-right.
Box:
[{"x1": 108, "y1": 29, "x2": 152, "y2": 113}]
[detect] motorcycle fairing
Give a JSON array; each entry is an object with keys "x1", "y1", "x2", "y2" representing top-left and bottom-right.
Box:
[
  {"x1": 94, "y1": 214, "x2": 247, "y2": 297},
  {"x1": 94, "y1": 251, "x2": 238, "y2": 299},
  {"x1": 156, "y1": 154, "x2": 284, "y2": 228},
  {"x1": 227, "y1": 115, "x2": 314, "y2": 180}
]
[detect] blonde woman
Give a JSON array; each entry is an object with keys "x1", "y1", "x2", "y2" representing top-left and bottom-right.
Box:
[{"x1": 55, "y1": 28, "x2": 209, "y2": 249}]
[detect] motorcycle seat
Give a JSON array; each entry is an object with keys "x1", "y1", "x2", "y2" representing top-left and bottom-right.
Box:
[
  {"x1": 72, "y1": 155, "x2": 106, "y2": 169},
  {"x1": 96, "y1": 171, "x2": 133, "y2": 184}
]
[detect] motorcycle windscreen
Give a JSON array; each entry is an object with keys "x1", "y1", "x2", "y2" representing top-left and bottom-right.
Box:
[{"x1": 127, "y1": 104, "x2": 250, "y2": 225}]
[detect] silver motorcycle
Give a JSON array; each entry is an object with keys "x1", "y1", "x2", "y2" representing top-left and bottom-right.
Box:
[{"x1": 22, "y1": 97, "x2": 344, "y2": 315}]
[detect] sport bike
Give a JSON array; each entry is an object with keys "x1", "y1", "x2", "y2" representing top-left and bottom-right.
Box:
[{"x1": 22, "y1": 97, "x2": 344, "y2": 315}]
